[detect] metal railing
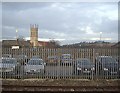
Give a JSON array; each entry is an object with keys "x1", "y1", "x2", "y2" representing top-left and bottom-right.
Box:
[{"x1": 1, "y1": 47, "x2": 119, "y2": 79}]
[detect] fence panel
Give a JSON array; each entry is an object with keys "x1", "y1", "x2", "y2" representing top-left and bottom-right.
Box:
[{"x1": 1, "y1": 48, "x2": 119, "y2": 80}]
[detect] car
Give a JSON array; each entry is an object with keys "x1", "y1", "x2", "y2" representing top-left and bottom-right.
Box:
[
  {"x1": 0, "y1": 57, "x2": 18, "y2": 75},
  {"x1": 114, "y1": 56, "x2": 120, "y2": 78},
  {"x1": 2, "y1": 54, "x2": 12, "y2": 58},
  {"x1": 74, "y1": 58, "x2": 94, "y2": 75},
  {"x1": 46, "y1": 56, "x2": 58, "y2": 65},
  {"x1": 95, "y1": 56, "x2": 119, "y2": 76},
  {"x1": 118, "y1": 62, "x2": 120, "y2": 78},
  {"x1": 16, "y1": 54, "x2": 29, "y2": 64},
  {"x1": 14, "y1": 55, "x2": 29, "y2": 75},
  {"x1": 24, "y1": 56, "x2": 46, "y2": 74},
  {"x1": 60, "y1": 54, "x2": 73, "y2": 66}
]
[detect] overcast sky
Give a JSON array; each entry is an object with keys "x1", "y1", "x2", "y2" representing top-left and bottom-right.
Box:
[{"x1": 2, "y1": 2, "x2": 118, "y2": 45}]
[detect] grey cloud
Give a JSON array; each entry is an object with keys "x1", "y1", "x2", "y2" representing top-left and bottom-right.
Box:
[
  {"x1": 2, "y1": 2, "x2": 52, "y2": 11},
  {"x1": 2, "y1": 2, "x2": 118, "y2": 44}
]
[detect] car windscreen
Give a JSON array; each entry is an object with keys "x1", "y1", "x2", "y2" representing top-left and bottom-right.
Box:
[
  {"x1": 61, "y1": 54, "x2": 71, "y2": 59},
  {"x1": 28, "y1": 60, "x2": 43, "y2": 65},
  {"x1": 77, "y1": 59, "x2": 93, "y2": 66},
  {"x1": 2, "y1": 59, "x2": 17, "y2": 64},
  {"x1": 99, "y1": 57, "x2": 118, "y2": 66},
  {"x1": 99, "y1": 57, "x2": 116, "y2": 63},
  {"x1": 17, "y1": 55, "x2": 27, "y2": 59}
]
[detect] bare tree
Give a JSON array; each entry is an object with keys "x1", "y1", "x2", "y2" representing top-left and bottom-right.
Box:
[{"x1": 48, "y1": 40, "x2": 60, "y2": 48}]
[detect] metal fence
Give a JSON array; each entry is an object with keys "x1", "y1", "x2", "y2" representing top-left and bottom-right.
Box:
[{"x1": 1, "y1": 48, "x2": 120, "y2": 79}]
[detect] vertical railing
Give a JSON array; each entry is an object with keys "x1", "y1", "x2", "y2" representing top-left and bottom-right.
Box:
[{"x1": 1, "y1": 47, "x2": 119, "y2": 80}]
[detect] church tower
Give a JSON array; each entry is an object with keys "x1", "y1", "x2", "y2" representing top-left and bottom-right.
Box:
[{"x1": 30, "y1": 24, "x2": 38, "y2": 47}]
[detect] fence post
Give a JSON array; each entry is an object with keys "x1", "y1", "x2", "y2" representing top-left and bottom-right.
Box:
[
  {"x1": 92, "y1": 48, "x2": 95, "y2": 80},
  {"x1": 57, "y1": 48, "x2": 60, "y2": 79}
]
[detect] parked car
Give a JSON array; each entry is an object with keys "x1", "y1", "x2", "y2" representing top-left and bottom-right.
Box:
[
  {"x1": 16, "y1": 54, "x2": 29, "y2": 64},
  {"x1": 60, "y1": 54, "x2": 73, "y2": 66},
  {"x1": 24, "y1": 56, "x2": 46, "y2": 74},
  {"x1": 118, "y1": 62, "x2": 120, "y2": 77},
  {"x1": 95, "y1": 56, "x2": 119, "y2": 76},
  {"x1": 13, "y1": 55, "x2": 29, "y2": 75},
  {"x1": 46, "y1": 56, "x2": 58, "y2": 65},
  {"x1": 114, "y1": 56, "x2": 120, "y2": 77},
  {"x1": 75, "y1": 58, "x2": 94, "y2": 75},
  {"x1": 0, "y1": 57, "x2": 18, "y2": 74}
]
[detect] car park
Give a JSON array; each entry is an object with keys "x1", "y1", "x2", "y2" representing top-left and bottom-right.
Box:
[
  {"x1": 75, "y1": 58, "x2": 94, "y2": 75},
  {"x1": 95, "y1": 56, "x2": 119, "y2": 76},
  {"x1": 24, "y1": 56, "x2": 46, "y2": 74}
]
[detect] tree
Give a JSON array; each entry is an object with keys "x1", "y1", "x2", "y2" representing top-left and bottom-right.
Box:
[
  {"x1": 17, "y1": 35, "x2": 25, "y2": 41},
  {"x1": 48, "y1": 39, "x2": 60, "y2": 47}
]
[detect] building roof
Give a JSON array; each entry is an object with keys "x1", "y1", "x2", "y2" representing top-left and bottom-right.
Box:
[
  {"x1": 38, "y1": 41, "x2": 49, "y2": 46},
  {"x1": 2, "y1": 40, "x2": 32, "y2": 48}
]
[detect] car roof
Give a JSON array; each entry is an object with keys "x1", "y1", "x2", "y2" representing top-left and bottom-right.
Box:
[
  {"x1": 2, "y1": 54, "x2": 12, "y2": 57},
  {"x1": 62, "y1": 54, "x2": 71, "y2": 56},
  {"x1": 16, "y1": 55, "x2": 27, "y2": 57},
  {"x1": 96, "y1": 56, "x2": 113, "y2": 59},
  {"x1": 2, "y1": 58, "x2": 17, "y2": 63},
  {"x1": 76, "y1": 58, "x2": 90, "y2": 61},
  {"x1": 30, "y1": 58, "x2": 43, "y2": 60},
  {"x1": 2, "y1": 57, "x2": 16, "y2": 60},
  {"x1": 97, "y1": 56, "x2": 112, "y2": 58}
]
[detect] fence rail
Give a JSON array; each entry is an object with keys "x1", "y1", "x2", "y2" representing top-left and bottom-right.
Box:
[{"x1": 1, "y1": 48, "x2": 120, "y2": 80}]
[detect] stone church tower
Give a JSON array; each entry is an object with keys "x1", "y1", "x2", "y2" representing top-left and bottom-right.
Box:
[{"x1": 30, "y1": 24, "x2": 38, "y2": 47}]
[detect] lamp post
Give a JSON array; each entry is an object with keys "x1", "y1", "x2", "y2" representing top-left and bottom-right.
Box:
[
  {"x1": 100, "y1": 32, "x2": 102, "y2": 41},
  {"x1": 16, "y1": 29, "x2": 18, "y2": 39}
]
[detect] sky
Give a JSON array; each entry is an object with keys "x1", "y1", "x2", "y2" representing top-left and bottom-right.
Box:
[{"x1": 2, "y1": 2, "x2": 118, "y2": 45}]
